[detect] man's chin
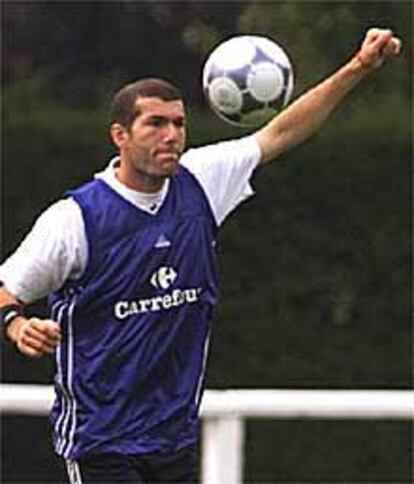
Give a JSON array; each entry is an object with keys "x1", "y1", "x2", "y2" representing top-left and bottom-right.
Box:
[{"x1": 158, "y1": 160, "x2": 180, "y2": 176}]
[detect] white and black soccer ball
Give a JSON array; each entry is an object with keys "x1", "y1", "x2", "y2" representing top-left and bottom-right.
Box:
[{"x1": 202, "y1": 35, "x2": 294, "y2": 127}]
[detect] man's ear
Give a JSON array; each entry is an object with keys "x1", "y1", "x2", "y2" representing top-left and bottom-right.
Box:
[{"x1": 110, "y1": 123, "x2": 129, "y2": 148}]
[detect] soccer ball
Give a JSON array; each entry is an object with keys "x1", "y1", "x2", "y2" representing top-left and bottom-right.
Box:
[{"x1": 202, "y1": 35, "x2": 294, "y2": 127}]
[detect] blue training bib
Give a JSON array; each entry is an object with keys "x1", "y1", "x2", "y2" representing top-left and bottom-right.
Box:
[{"x1": 49, "y1": 167, "x2": 219, "y2": 459}]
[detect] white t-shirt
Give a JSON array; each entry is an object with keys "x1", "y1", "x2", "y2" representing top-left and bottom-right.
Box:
[{"x1": 0, "y1": 135, "x2": 262, "y2": 303}]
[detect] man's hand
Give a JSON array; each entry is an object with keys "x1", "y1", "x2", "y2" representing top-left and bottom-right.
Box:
[
  {"x1": 355, "y1": 28, "x2": 401, "y2": 71},
  {"x1": 8, "y1": 316, "x2": 61, "y2": 358}
]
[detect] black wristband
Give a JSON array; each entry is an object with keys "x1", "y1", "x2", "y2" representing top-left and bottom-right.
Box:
[{"x1": 1, "y1": 304, "x2": 24, "y2": 328}]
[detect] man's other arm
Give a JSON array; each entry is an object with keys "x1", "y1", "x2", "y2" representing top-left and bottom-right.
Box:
[
  {"x1": 256, "y1": 28, "x2": 401, "y2": 163},
  {"x1": 1, "y1": 286, "x2": 61, "y2": 358}
]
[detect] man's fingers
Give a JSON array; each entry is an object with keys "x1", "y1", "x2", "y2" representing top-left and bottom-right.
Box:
[
  {"x1": 366, "y1": 30, "x2": 392, "y2": 58},
  {"x1": 24, "y1": 325, "x2": 60, "y2": 348},
  {"x1": 386, "y1": 37, "x2": 402, "y2": 56},
  {"x1": 380, "y1": 36, "x2": 402, "y2": 61},
  {"x1": 28, "y1": 318, "x2": 61, "y2": 342},
  {"x1": 19, "y1": 333, "x2": 57, "y2": 354},
  {"x1": 17, "y1": 318, "x2": 61, "y2": 357},
  {"x1": 365, "y1": 28, "x2": 392, "y2": 46}
]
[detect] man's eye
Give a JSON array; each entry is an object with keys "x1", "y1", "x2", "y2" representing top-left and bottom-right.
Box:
[{"x1": 148, "y1": 118, "x2": 164, "y2": 127}]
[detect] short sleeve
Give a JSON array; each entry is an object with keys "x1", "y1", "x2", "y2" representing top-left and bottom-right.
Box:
[
  {"x1": 180, "y1": 135, "x2": 261, "y2": 225},
  {"x1": 0, "y1": 199, "x2": 87, "y2": 303}
]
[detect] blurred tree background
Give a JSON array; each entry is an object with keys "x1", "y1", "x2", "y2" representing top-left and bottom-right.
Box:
[{"x1": 1, "y1": 1, "x2": 412, "y2": 482}]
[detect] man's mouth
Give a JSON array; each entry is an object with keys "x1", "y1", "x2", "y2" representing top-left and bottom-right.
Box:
[{"x1": 155, "y1": 151, "x2": 181, "y2": 162}]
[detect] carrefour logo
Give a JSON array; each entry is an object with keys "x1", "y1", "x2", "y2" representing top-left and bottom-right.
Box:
[
  {"x1": 114, "y1": 265, "x2": 202, "y2": 320},
  {"x1": 150, "y1": 266, "x2": 177, "y2": 290}
]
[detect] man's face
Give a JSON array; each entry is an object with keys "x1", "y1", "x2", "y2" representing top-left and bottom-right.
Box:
[{"x1": 112, "y1": 97, "x2": 187, "y2": 190}]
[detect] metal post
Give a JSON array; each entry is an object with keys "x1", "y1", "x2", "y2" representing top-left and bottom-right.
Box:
[{"x1": 201, "y1": 416, "x2": 244, "y2": 484}]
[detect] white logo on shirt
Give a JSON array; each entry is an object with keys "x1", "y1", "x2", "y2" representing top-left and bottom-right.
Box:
[
  {"x1": 154, "y1": 234, "x2": 172, "y2": 249},
  {"x1": 150, "y1": 266, "x2": 177, "y2": 290}
]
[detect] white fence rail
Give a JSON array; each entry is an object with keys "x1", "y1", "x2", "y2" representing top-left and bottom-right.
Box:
[{"x1": 1, "y1": 384, "x2": 413, "y2": 484}]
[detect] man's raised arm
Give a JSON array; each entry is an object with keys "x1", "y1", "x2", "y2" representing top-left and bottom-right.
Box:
[{"x1": 256, "y1": 28, "x2": 402, "y2": 163}]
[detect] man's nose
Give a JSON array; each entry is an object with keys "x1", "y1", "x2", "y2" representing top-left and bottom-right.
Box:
[{"x1": 163, "y1": 123, "x2": 181, "y2": 143}]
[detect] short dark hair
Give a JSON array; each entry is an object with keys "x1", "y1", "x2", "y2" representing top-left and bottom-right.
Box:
[{"x1": 110, "y1": 78, "x2": 183, "y2": 130}]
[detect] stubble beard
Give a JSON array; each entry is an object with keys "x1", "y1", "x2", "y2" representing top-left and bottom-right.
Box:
[{"x1": 132, "y1": 157, "x2": 180, "y2": 191}]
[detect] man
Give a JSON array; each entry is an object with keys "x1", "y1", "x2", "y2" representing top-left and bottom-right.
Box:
[{"x1": 0, "y1": 28, "x2": 401, "y2": 483}]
